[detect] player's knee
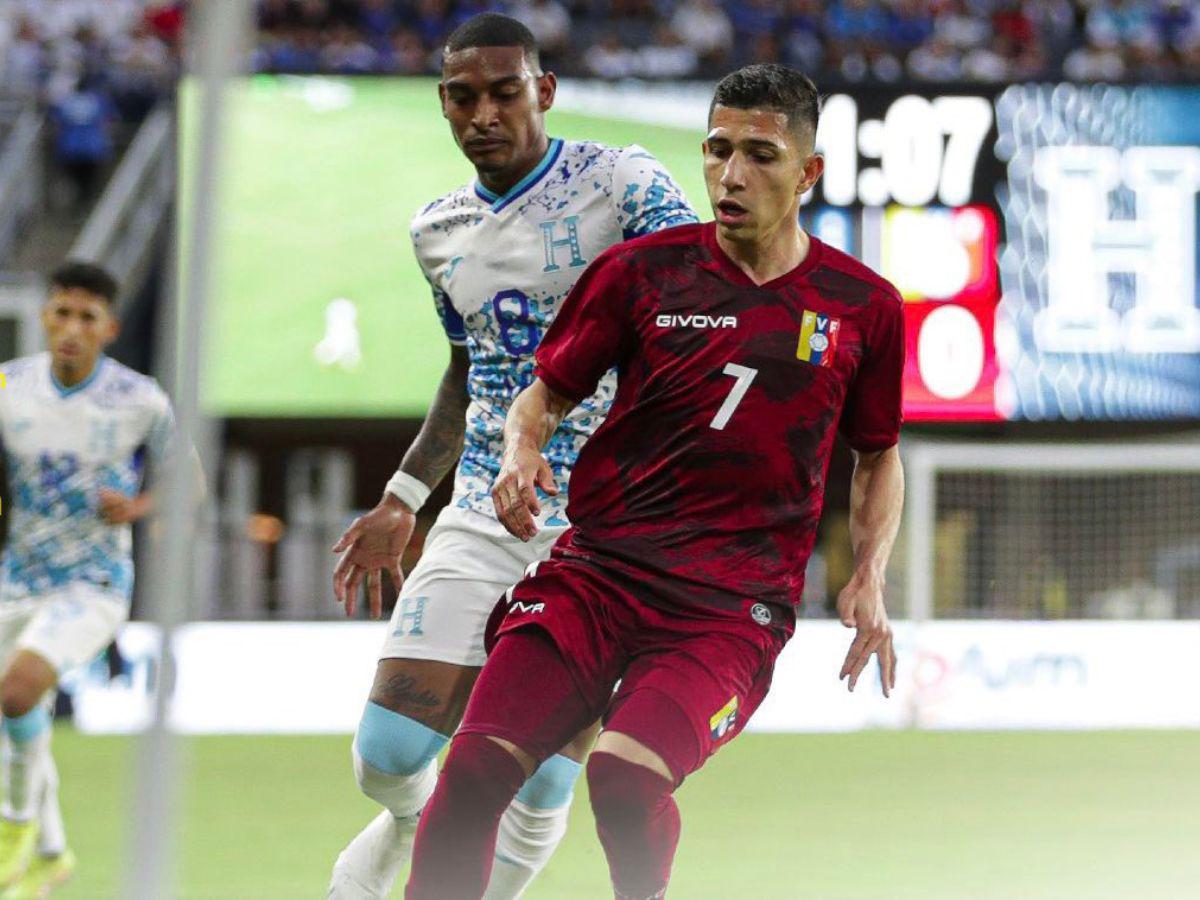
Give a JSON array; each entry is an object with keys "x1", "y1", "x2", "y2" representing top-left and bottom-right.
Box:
[
  {"x1": 587, "y1": 752, "x2": 673, "y2": 824},
  {"x1": 439, "y1": 733, "x2": 527, "y2": 805},
  {"x1": 515, "y1": 753, "x2": 583, "y2": 810},
  {"x1": 352, "y1": 701, "x2": 448, "y2": 815},
  {"x1": 0, "y1": 678, "x2": 46, "y2": 720},
  {"x1": 355, "y1": 700, "x2": 449, "y2": 778}
]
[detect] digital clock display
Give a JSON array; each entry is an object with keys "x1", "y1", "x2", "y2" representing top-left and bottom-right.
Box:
[{"x1": 801, "y1": 84, "x2": 1200, "y2": 423}]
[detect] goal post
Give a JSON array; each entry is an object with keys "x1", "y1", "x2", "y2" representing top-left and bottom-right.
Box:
[{"x1": 902, "y1": 438, "x2": 1200, "y2": 623}]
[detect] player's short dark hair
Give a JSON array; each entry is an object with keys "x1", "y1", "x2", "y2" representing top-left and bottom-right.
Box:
[
  {"x1": 709, "y1": 64, "x2": 821, "y2": 144},
  {"x1": 444, "y1": 13, "x2": 540, "y2": 70},
  {"x1": 49, "y1": 260, "x2": 119, "y2": 304}
]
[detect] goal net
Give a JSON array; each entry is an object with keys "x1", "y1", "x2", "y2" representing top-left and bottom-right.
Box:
[{"x1": 902, "y1": 440, "x2": 1200, "y2": 620}]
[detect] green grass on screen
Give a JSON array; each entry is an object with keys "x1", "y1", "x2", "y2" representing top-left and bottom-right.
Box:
[
  {"x1": 198, "y1": 77, "x2": 710, "y2": 418},
  {"x1": 51, "y1": 727, "x2": 1200, "y2": 899}
]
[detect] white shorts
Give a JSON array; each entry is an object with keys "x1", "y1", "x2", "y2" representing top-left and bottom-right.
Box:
[
  {"x1": 0, "y1": 583, "x2": 129, "y2": 677},
  {"x1": 379, "y1": 505, "x2": 565, "y2": 667}
]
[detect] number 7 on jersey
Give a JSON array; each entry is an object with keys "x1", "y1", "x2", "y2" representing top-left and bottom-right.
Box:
[{"x1": 710, "y1": 363, "x2": 758, "y2": 430}]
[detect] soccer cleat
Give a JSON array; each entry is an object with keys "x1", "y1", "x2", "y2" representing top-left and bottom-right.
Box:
[
  {"x1": 0, "y1": 821, "x2": 38, "y2": 887},
  {"x1": 2, "y1": 849, "x2": 76, "y2": 898}
]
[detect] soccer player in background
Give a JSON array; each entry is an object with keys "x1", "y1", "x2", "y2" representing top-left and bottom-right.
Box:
[
  {"x1": 404, "y1": 64, "x2": 905, "y2": 899},
  {"x1": 327, "y1": 14, "x2": 696, "y2": 898},
  {"x1": 0, "y1": 262, "x2": 181, "y2": 896}
]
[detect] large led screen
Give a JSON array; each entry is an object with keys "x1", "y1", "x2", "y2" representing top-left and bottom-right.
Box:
[{"x1": 198, "y1": 78, "x2": 1200, "y2": 421}]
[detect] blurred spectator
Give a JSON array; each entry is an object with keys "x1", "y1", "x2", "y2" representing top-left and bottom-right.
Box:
[
  {"x1": 50, "y1": 73, "x2": 116, "y2": 214},
  {"x1": 585, "y1": 30, "x2": 638, "y2": 78},
  {"x1": 510, "y1": 0, "x2": 572, "y2": 61},
  {"x1": 933, "y1": 0, "x2": 990, "y2": 52},
  {"x1": 780, "y1": 0, "x2": 824, "y2": 71},
  {"x1": 670, "y1": 0, "x2": 733, "y2": 69},
  {"x1": 2, "y1": 16, "x2": 46, "y2": 99},
  {"x1": 907, "y1": 35, "x2": 963, "y2": 80},
  {"x1": 638, "y1": 26, "x2": 700, "y2": 77},
  {"x1": 411, "y1": 0, "x2": 454, "y2": 49},
  {"x1": 109, "y1": 19, "x2": 174, "y2": 121},
  {"x1": 238, "y1": 0, "x2": 1200, "y2": 82},
  {"x1": 357, "y1": 0, "x2": 398, "y2": 41},
  {"x1": 825, "y1": 0, "x2": 888, "y2": 48},
  {"x1": 1063, "y1": 34, "x2": 1128, "y2": 80},
  {"x1": 388, "y1": 28, "x2": 431, "y2": 74},
  {"x1": 726, "y1": 0, "x2": 783, "y2": 46},
  {"x1": 886, "y1": 0, "x2": 934, "y2": 53},
  {"x1": 321, "y1": 24, "x2": 380, "y2": 73}
]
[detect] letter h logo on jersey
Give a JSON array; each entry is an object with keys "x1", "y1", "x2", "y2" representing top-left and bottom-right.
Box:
[
  {"x1": 540, "y1": 216, "x2": 587, "y2": 273},
  {"x1": 392, "y1": 596, "x2": 427, "y2": 637},
  {"x1": 796, "y1": 310, "x2": 841, "y2": 367}
]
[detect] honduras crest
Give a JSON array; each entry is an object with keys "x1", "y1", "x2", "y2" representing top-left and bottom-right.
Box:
[{"x1": 796, "y1": 310, "x2": 841, "y2": 367}]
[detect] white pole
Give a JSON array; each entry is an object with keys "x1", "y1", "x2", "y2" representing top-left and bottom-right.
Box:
[
  {"x1": 124, "y1": 3, "x2": 249, "y2": 897},
  {"x1": 904, "y1": 441, "x2": 935, "y2": 624}
]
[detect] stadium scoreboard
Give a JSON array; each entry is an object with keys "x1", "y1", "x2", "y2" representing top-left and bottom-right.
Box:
[
  {"x1": 202, "y1": 78, "x2": 1200, "y2": 423},
  {"x1": 804, "y1": 84, "x2": 1200, "y2": 422}
]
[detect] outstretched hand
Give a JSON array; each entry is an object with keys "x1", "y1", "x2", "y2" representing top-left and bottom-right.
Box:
[
  {"x1": 836, "y1": 573, "x2": 897, "y2": 697},
  {"x1": 98, "y1": 489, "x2": 150, "y2": 525},
  {"x1": 331, "y1": 494, "x2": 414, "y2": 619}
]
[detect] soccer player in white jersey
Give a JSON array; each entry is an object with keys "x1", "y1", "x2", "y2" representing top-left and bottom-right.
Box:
[
  {"x1": 327, "y1": 13, "x2": 697, "y2": 899},
  {"x1": 0, "y1": 262, "x2": 179, "y2": 896}
]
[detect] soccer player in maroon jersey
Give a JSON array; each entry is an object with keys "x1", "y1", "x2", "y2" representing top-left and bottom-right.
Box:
[{"x1": 405, "y1": 64, "x2": 905, "y2": 900}]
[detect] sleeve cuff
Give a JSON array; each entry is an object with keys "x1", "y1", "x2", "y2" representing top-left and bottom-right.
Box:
[{"x1": 535, "y1": 360, "x2": 591, "y2": 404}]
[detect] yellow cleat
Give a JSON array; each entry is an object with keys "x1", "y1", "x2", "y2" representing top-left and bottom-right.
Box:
[
  {"x1": 0, "y1": 821, "x2": 37, "y2": 887},
  {"x1": 2, "y1": 849, "x2": 76, "y2": 898}
]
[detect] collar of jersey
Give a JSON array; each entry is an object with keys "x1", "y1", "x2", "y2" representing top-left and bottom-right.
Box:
[
  {"x1": 474, "y1": 138, "x2": 563, "y2": 212},
  {"x1": 50, "y1": 354, "x2": 105, "y2": 398}
]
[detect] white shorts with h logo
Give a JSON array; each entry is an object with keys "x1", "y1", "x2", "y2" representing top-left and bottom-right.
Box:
[{"x1": 378, "y1": 504, "x2": 565, "y2": 667}]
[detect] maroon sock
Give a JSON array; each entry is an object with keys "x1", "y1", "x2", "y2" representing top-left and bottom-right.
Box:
[
  {"x1": 405, "y1": 733, "x2": 527, "y2": 900},
  {"x1": 587, "y1": 752, "x2": 680, "y2": 900}
]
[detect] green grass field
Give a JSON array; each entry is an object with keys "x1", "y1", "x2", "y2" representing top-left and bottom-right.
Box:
[
  {"x1": 48, "y1": 727, "x2": 1200, "y2": 899},
  {"x1": 198, "y1": 77, "x2": 711, "y2": 418}
]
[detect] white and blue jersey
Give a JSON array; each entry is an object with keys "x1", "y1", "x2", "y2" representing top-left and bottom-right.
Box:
[
  {"x1": 410, "y1": 138, "x2": 697, "y2": 524},
  {"x1": 0, "y1": 353, "x2": 176, "y2": 602}
]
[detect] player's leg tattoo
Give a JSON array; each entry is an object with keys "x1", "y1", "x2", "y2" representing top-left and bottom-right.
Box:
[
  {"x1": 331, "y1": 658, "x2": 482, "y2": 898},
  {"x1": 367, "y1": 657, "x2": 480, "y2": 736}
]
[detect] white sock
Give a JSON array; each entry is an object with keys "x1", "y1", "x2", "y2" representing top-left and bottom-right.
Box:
[
  {"x1": 483, "y1": 799, "x2": 571, "y2": 900},
  {"x1": 328, "y1": 756, "x2": 437, "y2": 898},
  {"x1": 2, "y1": 721, "x2": 50, "y2": 822},
  {"x1": 37, "y1": 753, "x2": 66, "y2": 856}
]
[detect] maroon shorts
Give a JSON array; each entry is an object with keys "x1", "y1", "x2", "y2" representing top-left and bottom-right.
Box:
[{"x1": 459, "y1": 556, "x2": 793, "y2": 784}]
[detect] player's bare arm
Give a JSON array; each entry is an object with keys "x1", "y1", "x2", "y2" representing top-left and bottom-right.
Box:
[
  {"x1": 838, "y1": 443, "x2": 904, "y2": 696},
  {"x1": 332, "y1": 344, "x2": 470, "y2": 618},
  {"x1": 493, "y1": 378, "x2": 576, "y2": 541},
  {"x1": 97, "y1": 489, "x2": 153, "y2": 525}
]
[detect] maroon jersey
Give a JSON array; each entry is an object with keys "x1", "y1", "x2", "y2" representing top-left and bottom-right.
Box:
[{"x1": 535, "y1": 222, "x2": 904, "y2": 615}]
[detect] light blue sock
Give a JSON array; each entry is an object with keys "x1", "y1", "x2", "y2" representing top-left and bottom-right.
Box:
[
  {"x1": 3, "y1": 707, "x2": 51, "y2": 821},
  {"x1": 516, "y1": 753, "x2": 583, "y2": 809},
  {"x1": 3, "y1": 707, "x2": 49, "y2": 744},
  {"x1": 486, "y1": 754, "x2": 584, "y2": 898},
  {"x1": 354, "y1": 701, "x2": 448, "y2": 776}
]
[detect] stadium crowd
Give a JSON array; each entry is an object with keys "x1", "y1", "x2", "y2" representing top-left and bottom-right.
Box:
[
  {"x1": 254, "y1": 0, "x2": 1200, "y2": 81},
  {"x1": 0, "y1": 1, "x2": 182, "y2": 209}
]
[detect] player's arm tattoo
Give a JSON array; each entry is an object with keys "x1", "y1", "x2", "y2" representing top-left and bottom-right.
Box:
[{"x1": 397, "y1": 344, "x2": 471, "y2": 489}]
